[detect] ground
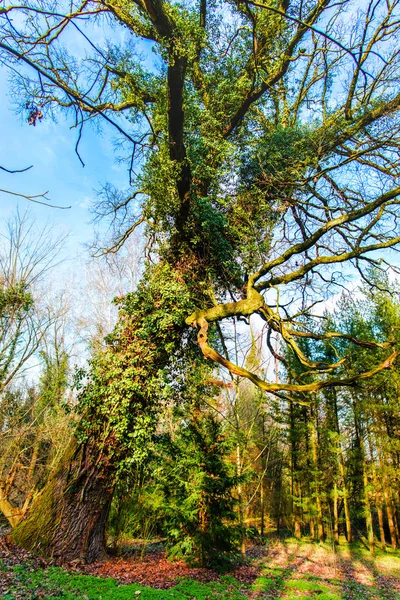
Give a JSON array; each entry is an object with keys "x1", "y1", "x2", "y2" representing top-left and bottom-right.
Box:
[{"x1": 1, "y1": 537, "x2": 399, "y2": 599}]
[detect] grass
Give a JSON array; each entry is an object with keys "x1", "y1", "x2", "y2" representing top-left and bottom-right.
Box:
[
  {"x1": 250, "y1": 538, "x2": 400, "y2": 600},
  {"x1": 2, "y1": 565, "x2": 248, "y2": 600},
  {"x1": 1, "y1": 539, "x2": 400, "y2": 600}
]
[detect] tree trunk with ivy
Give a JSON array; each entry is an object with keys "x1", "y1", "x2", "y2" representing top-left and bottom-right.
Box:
[{"x1": 13, "y1": 264, "x2": 194, "y2": 561}]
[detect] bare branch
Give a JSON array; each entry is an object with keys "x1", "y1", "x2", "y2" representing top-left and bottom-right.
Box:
[{"x1": 0, "y1": 188, "x2": 71, "y2": 210}]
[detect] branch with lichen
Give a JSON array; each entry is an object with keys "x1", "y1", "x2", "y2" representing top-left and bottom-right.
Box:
[
  {"x1": 186, "y1": 277, "x2": 398, "y2": 401},
  {"x1": 188, "y1": 311, "x2": 397, "y2": 401}
]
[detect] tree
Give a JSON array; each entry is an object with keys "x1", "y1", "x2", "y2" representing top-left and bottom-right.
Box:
[
  {"x1": 0, "y1": 211, "x2": 67, "y2": 391},
  {"x1": 328, "y1": 281, "x2": 400, "y2": 549},
  {"x1": 2, "y1": 0, "x2": 400, "y2": 560},
  {"x1": 277, "y1": 279, "x2": 400, "y2": 548},
  {"x1": 0, "y1": 349, "x2": 72, "y2": 528},
  {"x1": 0, "y1": 212, "x2": 72, "y2": 527},
  {"x1": 159, "y1": 406, "x2": 240, "y2": 569}
]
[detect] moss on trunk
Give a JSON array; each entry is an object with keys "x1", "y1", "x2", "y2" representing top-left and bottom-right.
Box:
[{"x1": 12, "y1": 437, "x2": 115, "y2": 563}]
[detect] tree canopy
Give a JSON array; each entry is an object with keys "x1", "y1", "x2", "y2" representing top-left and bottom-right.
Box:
[{"x1": 2, "y1": 0, "x2": 400, "y2": 397}]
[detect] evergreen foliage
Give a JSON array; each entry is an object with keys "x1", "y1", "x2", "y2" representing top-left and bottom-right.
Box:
[{"x1": 159, "y1": 408, "x2": 240, "y2": 569}]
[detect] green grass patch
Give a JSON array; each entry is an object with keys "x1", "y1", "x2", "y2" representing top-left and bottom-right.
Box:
[
  {"x1": 2, "y1": 566, "x2": 249, "y2": 600},
  {"x1": 285, "y1": 579, "x2": 330, "y2": 592},
  {"x1": 251, "y1": 576, "x2": 274, "y2": 591},
  {"x1": 284, "y1": 596, "x2": 314, "y2": 600},
  {"x1": 283, "y1": 592, "x2": 341, "y2": 600}
]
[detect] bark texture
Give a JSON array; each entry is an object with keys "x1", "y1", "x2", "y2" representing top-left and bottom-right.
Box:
[{"x1": 11, "y1": 438, "x2": 115, "y2": 563}]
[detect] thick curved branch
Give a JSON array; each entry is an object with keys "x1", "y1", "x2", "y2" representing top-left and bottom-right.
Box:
[
  {"x1": 187, "y1": 276, "x2": 397, "y2": 378},
  {"x1": 258, "y1": 303, "x2": 346, "y2": 371},
  {"x1": 194, "y1": 316, "x2": 398, "y2": 400},
  {"x1": 186, "y1": 286, "x2": 265, "y2": 326},
  {"x1": 260, "y1": 233, "x2": 400, "y2": 290}
]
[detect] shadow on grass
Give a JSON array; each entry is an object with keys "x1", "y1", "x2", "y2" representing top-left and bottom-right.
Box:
[
  {"x1": 250, "y1": 540, "x2": 326, "y2": 599},
  {"x1": 345, "y1": 545, "x2": 400, "y2": 600},
  {"x1": 249, "y1": 538, "x2": 399, "y2": 600}
]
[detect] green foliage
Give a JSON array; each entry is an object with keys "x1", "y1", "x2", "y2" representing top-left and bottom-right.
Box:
[
  {"x1": 106, "y1": 365, "x2": 245, "y2": 568},
  {"x1": 159, "y1": 409, "x2": 241, "y2": 569},
  {"x1": 141, "y1": 144, "x2": 182, "y2": 231},
  {"x1": 186, "y1": 196, "x2": 242, "y2": 287},
  {"x1": 240, "y1": 125, "x2": 318, "y2": 192},
  {"x1": 107, "y1": 464, "x2": 165, "y2": 547},
  {"x1": 0, "y1": 281, "x2": 33, "y2": 315},
  {"x1": 5, "y1": 565, "x2": 248, "y2": 599},
  {"x1": 75, "y1": 262, "x2": 196, "y2": 470},
  {"x1": 108, "y1": 364, "x2": 245, "y2": 571}
]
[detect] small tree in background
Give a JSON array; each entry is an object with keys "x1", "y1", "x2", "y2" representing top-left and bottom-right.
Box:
[
  {"x1": 160, "y1": 406, "x2": 240, "y2": 569},
  {"x1": 0, "y1": 350, "x2": 72, "y2": 528}
]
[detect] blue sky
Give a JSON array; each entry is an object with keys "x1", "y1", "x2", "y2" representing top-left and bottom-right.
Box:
[
  {"x1": 1, "y1": 62, "x2": 143, "y2": 378},
  {"x1": 0, "y1": 65, "x2": 130, "y2": 262}
]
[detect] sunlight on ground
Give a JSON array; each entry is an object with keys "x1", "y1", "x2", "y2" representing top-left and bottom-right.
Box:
[
  {"x1": 1, "y1": 538, "x2": 400, "y2": 599},
  {"x1": 251, "y1": 539, "x2": 400, "y2": 599}
]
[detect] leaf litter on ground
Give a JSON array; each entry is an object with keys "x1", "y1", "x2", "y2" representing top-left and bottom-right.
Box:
[{"x1": 1, "y1": 536, "x2": 400, "y2": 600}]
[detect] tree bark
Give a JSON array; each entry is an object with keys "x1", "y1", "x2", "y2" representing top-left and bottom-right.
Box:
[
  {"x1": 310, "y1": 406, "x2": 324, "y2": 542},
  {"x1": 384, "y1": 484, "x2": 398, "y2": 550},
  {"x1": 337, "y1": 456, "x2": 352, "y2": 543},
  {"x1": 367, "y1": 433, "x2": 386, "y2": 551},
  {"x1": 310, "y1": 517, "x2": 315, "y2": 539},
  {"x1": 359, "y1": 426, "x2": 374, "y2": 553},
  {"x1": 331, "y1": 388, "x2": 352, "y2": 543},
  {"x1": 236, "y1": 443, "x2": 246, "y2": 557},
  {"x1": 12, "y1": 438, "x2": 115, "y2": 562},
  {"x1": 0, "y1": 492, "x2": 24, "y2": 528},
  {"x1": 289, "y1": 403, "x2": 302, "y2": 539},
  {"x1": 376, "y1": 445, "x2": 398, "y2": 550},
  {"x1": 333, "y1": 483, "x2": 339, "y2": 544},
  {"x1": 362, "y1": 462, "x2": 375, "y2": 553}
]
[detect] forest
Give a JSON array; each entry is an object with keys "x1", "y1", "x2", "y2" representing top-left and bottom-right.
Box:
[{"x1": 1, "y1": 0, "x2": 400, "y2": 597}]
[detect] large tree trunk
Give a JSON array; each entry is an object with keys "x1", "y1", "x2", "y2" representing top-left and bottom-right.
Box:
[
  {"x1": 12, "y1": 438, "x2": 115, "y2": 562},
  {"x1": 11, "y1": 263, "x2": 193, "y2": 562}
]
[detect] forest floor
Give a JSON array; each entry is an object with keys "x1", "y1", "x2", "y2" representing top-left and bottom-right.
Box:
[{"x1": 1, "y1": 535, "x2": 400, "y2": 599}]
